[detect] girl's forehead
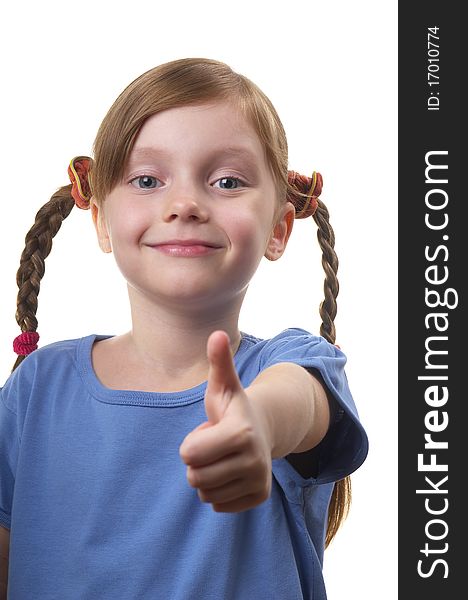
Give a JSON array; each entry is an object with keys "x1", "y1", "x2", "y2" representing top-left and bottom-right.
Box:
[
  {"x1": 130, "y1": 101, "x2": 266, "y2": 164},
  {"x1": 136, "y1": 102, "x2": 258, "y2": 144}
]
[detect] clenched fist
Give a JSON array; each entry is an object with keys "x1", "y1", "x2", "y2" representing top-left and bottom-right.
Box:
[{"x1": 179, "y1": 330, "x2": 273, "y2": 512}]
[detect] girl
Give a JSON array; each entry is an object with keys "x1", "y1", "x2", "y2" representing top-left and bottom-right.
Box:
[{"x1": 0, "y1": 58, "x2": 368, "y2": 599}]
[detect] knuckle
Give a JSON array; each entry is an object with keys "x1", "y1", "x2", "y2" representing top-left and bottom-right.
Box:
[
  {"x1": 187, "y1": 467, "x2": 200, "y2": 488},
  {"x1": 255, "y1": 469, "x2": 271, "y2": 498},
  {"x1": 247, "y1": 452, "x2": 269, "y2": 479},
  {"x1": 254, "y1": 487, "x2": 270, "y2": 506},
  {"x1": 198, "y1": 489, "x2": 209, "y2": 503},
  {"x1": 237, "y1": 423, "x2": 256, "y2": 451},
  {"x1": 245, "y1": 453, "x2": 262, "y2": 476},
  {"x1": 180, "y1": 439, "x2": 196, "y2": 464},
  {"x1": 179, "y1": 444, "x2": 189, "y2": 463},
  {"x1": 263, "y1": 478, "x2": 272, "y2": 498}
]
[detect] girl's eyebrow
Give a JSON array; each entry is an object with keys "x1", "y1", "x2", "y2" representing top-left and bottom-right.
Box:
[{"x1": 130, "y1": 145, "x2": 260, "y2": 164}]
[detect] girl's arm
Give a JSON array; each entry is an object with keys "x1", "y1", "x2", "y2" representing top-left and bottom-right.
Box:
[
  {"x1": 247, "y1": 361, "x2": 330, "y2": 458},
  {"x1": 180, "y1": 331, "x2": 331, "y2": 513},
  {"x1": 0, "y1": 526, "x2": 9, "y2": 599}
]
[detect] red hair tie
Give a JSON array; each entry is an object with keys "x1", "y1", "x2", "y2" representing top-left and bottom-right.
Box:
[
  {"x1": 13, "y1": 331, "x2": 40, "y2": 356},
  {"x1": 68, "y1": 156, "x2": 93, "y2": 209}
]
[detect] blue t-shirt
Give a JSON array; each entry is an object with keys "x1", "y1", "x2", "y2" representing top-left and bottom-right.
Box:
[{"x1": 0, "y1": 328, "x2": 368, "y2": 599}]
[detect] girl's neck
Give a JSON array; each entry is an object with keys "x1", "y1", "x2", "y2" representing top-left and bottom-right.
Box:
[
  {"x1": 127, "y1": 315, "x2": 242, "y2": 375},
  {"x1": 92, "y1": 287, "x2": 244, "y2": 393}
]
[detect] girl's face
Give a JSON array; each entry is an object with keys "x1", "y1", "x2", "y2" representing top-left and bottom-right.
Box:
[{"x1": 92, "y1": 100, "x2": 295, "y2": 312}]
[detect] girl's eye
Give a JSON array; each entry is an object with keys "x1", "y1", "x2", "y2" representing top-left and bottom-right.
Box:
[
  {"x1": 213, "y1": 176, "x2": 244, "y2": 190},
  {"x1": 130, "y1": 175, "x2": 160, "y2": 189}
]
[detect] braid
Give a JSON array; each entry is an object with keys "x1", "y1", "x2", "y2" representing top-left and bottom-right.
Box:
[
  {"x1": 287, "y1": 170, "x2": 351, "y2": 547},
  {"x1": 313, "y1": 199, "x2": 339, "y2": 345},
  {"x1": 12, "y1": 184, "x2": 75, "y2": 372},
  {"x1": 312, "y1": 198, "x2": 351, "y2": 547}
]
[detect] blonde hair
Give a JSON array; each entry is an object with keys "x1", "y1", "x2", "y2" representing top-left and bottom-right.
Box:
[{"x1": 13, "y1": 57, "x2": 349, "y2": 547}]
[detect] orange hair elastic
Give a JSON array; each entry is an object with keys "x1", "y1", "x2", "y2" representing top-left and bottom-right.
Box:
[
  {"x1": 288, "y1": 170, "x2": 322, "y2": 219},
  {"x1": 68, "y1": 156, "x2": 93, "y2": 209}
]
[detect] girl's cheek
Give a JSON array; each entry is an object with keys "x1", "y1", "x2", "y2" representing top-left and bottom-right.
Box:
[
  {"x1": 107, "y1": 204, "x2": 152, "y2": 236},
  {"x1": 227, "y1": 212, "x2": 269, "y2": 249}
]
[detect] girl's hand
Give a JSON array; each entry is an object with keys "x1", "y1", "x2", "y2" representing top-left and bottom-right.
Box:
[{"x1": 179, "y1": 331, "x2": 273, "y2": 513}]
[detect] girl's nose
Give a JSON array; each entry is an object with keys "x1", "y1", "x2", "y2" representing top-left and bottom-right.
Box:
[{"x1": 162, "y1": 186, "x2": 210, "y2": 223}]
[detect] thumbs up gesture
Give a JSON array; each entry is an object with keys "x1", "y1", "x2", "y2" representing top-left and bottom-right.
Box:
[{"x1": 179, "y1": 330, "x2": 273, "y2": 513}]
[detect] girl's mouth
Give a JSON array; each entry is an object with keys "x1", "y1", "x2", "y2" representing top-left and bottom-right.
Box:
[{"x1": 151, "y1": 240, "x2": 222, "y2": 257}]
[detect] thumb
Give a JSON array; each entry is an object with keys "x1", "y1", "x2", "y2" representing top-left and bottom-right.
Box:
[{"x1": 205, "y1": 330, "x2": 242, "y2": 423}]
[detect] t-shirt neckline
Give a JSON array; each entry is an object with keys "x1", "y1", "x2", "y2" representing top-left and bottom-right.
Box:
[{"x1": 77, "y1": 332, "x2": 250, "y2": 407}]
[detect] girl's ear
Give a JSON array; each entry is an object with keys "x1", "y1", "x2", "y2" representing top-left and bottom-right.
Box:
[
  {"x1": 264, "y1": 201, "x2": 295, "y2": 261},
  {"x1": 90, "y1": 199, "x2": 112, "y2": 254}
]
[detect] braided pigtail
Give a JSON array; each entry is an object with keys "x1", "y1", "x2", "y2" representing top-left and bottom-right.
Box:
[
  {"x1": 12, "y1": 186, "x2": 75, "y2": 372},
  {"x1": 12, "y1": 156, "x2": 93, "y2": 373},
  {"x1": 313, "y1": 200, "x2": 339, "y2": 345},
  {"x1": 287, "y1": 170, "x2": 350, "y2": 548}
]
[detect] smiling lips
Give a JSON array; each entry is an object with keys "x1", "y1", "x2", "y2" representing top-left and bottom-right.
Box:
[{"x1": 151, "y1": 239, "x2": 223, "y2": 257}]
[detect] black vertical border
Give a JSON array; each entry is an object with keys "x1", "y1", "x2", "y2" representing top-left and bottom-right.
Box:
[{"x1": 399, "y1": 2, "x2": 466, "y2": 597}]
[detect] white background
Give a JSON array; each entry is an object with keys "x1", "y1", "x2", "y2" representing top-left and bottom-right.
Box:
[{"x1": 0, "y1": 1, "x2": 397, "y2": 598}]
